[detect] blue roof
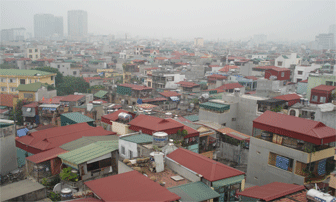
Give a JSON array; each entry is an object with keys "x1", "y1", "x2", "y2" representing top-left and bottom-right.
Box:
[{"x1": 17, "y1": 128, "x2": 29, "y2": 137}]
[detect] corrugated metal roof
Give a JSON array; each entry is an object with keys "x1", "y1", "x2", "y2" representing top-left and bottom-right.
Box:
[
  {"x1": 0, "y1": 69, "x2": 55, "y2": 76},
  {"x1": 17, "y1": 82, "x2": 48, "y2": 92},
  {"x1": 183, "y1": 115, "x2": 199, "y2": 122},
  {"x1": 94, "y1": 90, "x2": 108, "y2": 98},
  {"x1": 168, "y1": 181, "x2": 220, "y2": 202},
  {"x1": 58, "y1": 140, "x2": 118, "y2": 165},
  {"x1": 120, "y1": 134, "x2": 153, "y2": 144},
  {"x1": 200, "y1": 102, "x2": 230, "y2": 112},
  {"x1": 60, "y1": 136, "x2": 119, "y2": 151},
  {"x1": 26, "y1": 147, "x2": 68, "y2": 164},
  {"x1": 61, "y1": 112, "x2": 94, "y2": 123}
]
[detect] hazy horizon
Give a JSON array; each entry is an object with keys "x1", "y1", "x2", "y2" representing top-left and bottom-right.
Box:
[{"x1": 1, "y1": 0, "x2": 335, "y2": 41}]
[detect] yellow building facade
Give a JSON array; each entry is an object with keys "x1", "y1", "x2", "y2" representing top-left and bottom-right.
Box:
[{"x1": 0, "y1": 69, "x2": 56, "y2": 95}]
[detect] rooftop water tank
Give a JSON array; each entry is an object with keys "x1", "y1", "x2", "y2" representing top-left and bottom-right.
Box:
[
  {"x1": 153, "y1": 132, "x2": 168, "y2": 147},
  {"x1": 61, "y1": 188, "x2": 73, "y2": 201},
  {"x1": 307, "y1": 189, "x2": 336, "y2": 202},
  {"x1": 118, "y1": 112, "x2": 132, "y2": 121}
]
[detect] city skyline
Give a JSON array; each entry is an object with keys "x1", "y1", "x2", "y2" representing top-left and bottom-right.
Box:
[{"x1": 1, "y1": 0, "x2": 335, "y2": 41}]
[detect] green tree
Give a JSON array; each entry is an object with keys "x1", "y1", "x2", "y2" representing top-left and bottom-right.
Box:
[
  {"x1": 200, "y1": 83, "x2": 208, "y2": 90},
  {"x1": 48, "y1": 192, "x2": 61, "y2": 202},
  {"x1": 56, "y1": 76, "x2": 90, "y2": 96},
  {"x1": 0, "y1": 63, "x2": 17, "y2": 69},
  {"x1": 34, "y1": 66, "x2": 63, "y2": 86},
  {"x1": 88, "y1": 85, "x2": 105, "y2": 93},
  {"x1": 9, "y1": 99, "x2": 25, "y2": 126},
  {"x1": 60, "y1": 167, "x2": 78, "y2": 182}
]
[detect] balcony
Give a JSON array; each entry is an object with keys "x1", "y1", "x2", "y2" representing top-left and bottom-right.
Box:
[{"x1": 252, "y1": 135, "x2": 335, "y2": 164}]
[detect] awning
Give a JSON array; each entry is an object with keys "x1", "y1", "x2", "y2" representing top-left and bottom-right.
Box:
[
  {"x1": 42, "y1": 107, "x2": 57, "y2": 111},
  {"x1": 170, "y1": 96, "x2": 180, "y2": 101},
  {"x1": 212, "y1": 175, "x2": 245, "y2": 188}
]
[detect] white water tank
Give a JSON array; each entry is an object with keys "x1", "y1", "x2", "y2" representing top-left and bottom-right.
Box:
[
  {"x1": 153, "y1": 132, "x2": 168, "y2": 147},
  {"x1": 61, "y1": 188, "x2": 73, "y2": 201},
  {"x1": 165, "y1": 112, "x2": 172, "y2": 118},
  {"x1": 118, "y1": 112, "x2": 132, "y2": 121},
  {"x1": 306, "y1": 189, "x2": 336, "y2": 202}
]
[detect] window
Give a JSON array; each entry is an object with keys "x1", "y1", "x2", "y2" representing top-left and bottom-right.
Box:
[
  {"x1": 302, "y1": 111, "x2": 308, "y2": 117},
  {"x1": 35, "y1": 55, "x2": 38, "y2": 58},
  {"x1": 1, "y1": 87, "x2": 6, "y2": 91},
  {"x1": 51, "y1": 76, "x2": 54, "y2": 81},
  {"x1": 29, "y1": 55, "x2": 32, "y2": 58},
  {"x1": 9, "y1": 78, "x2": 15, "y2": 83},
  {"x1": 20, "y1": 79, "x2": 25, "y2": 84},
  {"x1": 222, "y1": 123, "x2": 226, "y2": 126},
  {"x1": 11, "y1": 88, "x2": 16, "y2": 92},
  {"x1": 268, "y1": 152, "x2": 294, "y2": 172},
  {"x1": 326, "y1": 81, "x2": 333, "y2": 86},
  {"x1": 87, "y1": 161, "x2": 100, "y2": 172},
  {"x1": 57, "y1": 65, "x2": 60, "y2": 68},
  {"x1": 232, "y1": 118, "x2": 236, "y2": 121},
  {"x1": 281, "y1": 72, "x2": 285, "y2": 77},
  {"x1": 29, "y1": 49, "x2": 32, "y2": 53},
  {"x1": 35, "y1": 49, "x2": 38, "y2": 52},
  {"x1": 24, "y1": 93, "x2": 33, "y2": 98},
  {"x1": 0, "y1": 78, "x2": 6, "y2": 83},
  {"x1": 129, "y1": 150, "x2": 133, "y2": 159},
  {"x1": 298, "y1": 71, "x2": 303, "y2": 75},
  {"x1": 277, "y1": 61, "x2": 283, "y2": 66},
  {"x1": 320, "y1": 97, "x2": 326, "y2": 103},
  {"x1": 121, "y1": 146, "x2": 125, "y2": 155},
  {"x1": 99, "y1": 158, "x2": 112, "y2": 168},
  {"x1": 311, "y1": 95, "x2": 318, "y2": 102},
  {"x1": 73, "y1": 71, "x2": 77, "y2": 75},
  {"x1": 29, "y1": 79, "x2": 32, "y2": 83},
  {"x1": 297, "y1": 79, "x2": 302, "y2": 82}
]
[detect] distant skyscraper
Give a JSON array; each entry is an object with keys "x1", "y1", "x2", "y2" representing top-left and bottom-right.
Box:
[
  {"x1": 68, "y1": 10, "x2": 88, "y2": 37},
  {"x1": 194, "y1": 37, "x2": 204, "y2": 47},
  {"x1": 329, "y1": 24, "x2": 336, "y2": 44},
  {"x1": 253, "y1": 34, "x2": 267, "y2": 44},
  {"x1": 315, "y1": 33, "x2": 334, "y2": 50},
  {"x1": 54, "y1": 16, "x2": 64, "y2": 37},
  {"x1": 34, "y1": 14, "x2": 55, "y2": 38},
  {"x1": 1, "y1": 28, "x2": 26, "y2": 42}
]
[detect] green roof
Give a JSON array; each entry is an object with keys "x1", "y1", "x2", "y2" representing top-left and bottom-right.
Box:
[
  {"x1": 168, "y1": 182, "x2": 220, "y2": 201},
  {"x1": 60, "y1": 136, "x2": 119, "y2": 151},
  {"x1": 61, "y1": 112, "x2": 94, "y2": 123},
  {"x1": 58, "y1": 140, "x2": 119, "y2": 165},
  {"x1": 183, "y1": 115, "x2": 199, "y2": 122},
  {"x1": 64, "y1": 60, "x2": 76, "y2": 63},
  {"x1": 94, "y1": 90, "x2": 108, "y2": 98},
  {"x1": 0, "y1": 69, "x2": 55, "y2": 77},
  {"x1": 0, "y1": 122, "x2": 14, "y2": 128},
  {"x1": 17, "y1": 82, "x2": 48, "y2": 92},
  {"x1": 120, "y1": 134, "x2": 153, "y2": 144},
  {"x1": 282, "y1": 55, "x2": 289, "y2": 59},
  {"x1": 200, "y1": 102, "x2": 230, "y2": 112}
]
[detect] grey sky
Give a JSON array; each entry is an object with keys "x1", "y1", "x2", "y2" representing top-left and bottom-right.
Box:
[{"x1": 1, "y1": 0, "x2": 335, "y2": 41}]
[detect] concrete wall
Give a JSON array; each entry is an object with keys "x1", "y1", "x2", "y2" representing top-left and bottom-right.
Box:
[
  {"x1": 199, "y1": 104, "x2": 237, "y2": 128},
  {"x1": 119, "y1": 139, "x2": 138, "y2": 159},
  {"x1": 165, "y1": 157, "x2": 201, "y2": 182},
  {"x1": 306, "y1": 75, "x2": 336, "y2": 99},
  {"x1": 246, "y1": 137, "x2": 306, "y2": 186},
  {"x1": 0, "y1": 125, "x2": 18, "y2": 175},
  {"x1": 314, "y1": 107, "x2": 336, "y2": 130},
  {"x1": 239, "y1": 62, "x2": 253, "y2": 77},
  {"x1": 118, "y1": 160, "x2": 134, "y2": 174},
  {"x1": 36, "y1": 88, "x2": 57, "y2": 101},
  {"x1": 297, "y1": 82, "x2": 308, "y2": 95},
  {"x1": 218, "y1": 142, "x2": 249, "y2": 165},
  {"x1": 236, "y1": 96, "x2": 259, "y2": 136},
  {"x1": 111, "y1": 121, "x2": 131, "y2": 135}
]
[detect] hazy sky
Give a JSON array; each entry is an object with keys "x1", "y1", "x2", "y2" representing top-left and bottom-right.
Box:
[{"x1": 1, "y1": 0, "x2": 335, "y2": 41}]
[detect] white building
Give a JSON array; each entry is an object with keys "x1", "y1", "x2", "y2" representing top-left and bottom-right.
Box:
[
  {"x1": 0, "y1": 120, "x2": 18, "y2": 175},
  {"x1": 50, "y1": 62, "x2": 80, "y2": 77},
  {"x1": 194, "y1": 38, "x2": 204, "y2": 47},
  {"x1": 251, "y1": 54, "x2": 267, "y2": 59},
  {"x1": 119, "y1": 133, "x2": 153, "y2": 159},
  {"x1": 26, "y1": 48, "x2": 40, "y2": 61},
  {"x1": 293, "y1": 64, "x2": 321, "y2": 83},
  {"x1": 275, "y1": 53, "x2": 301, "y2": 68},
  {"x1": 315, "y1": 33, "x2": 334, "y2": 50},
  {"x1": 68, "y1": 10, "x2": 88, "y2": 37}
]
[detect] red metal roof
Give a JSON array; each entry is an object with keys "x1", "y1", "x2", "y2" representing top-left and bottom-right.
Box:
[
  {"x1": 254, "y1": 66, "x2": 290, "y2": 72},
  {"x1": 167, "y1": 148, "x2": 244, "y2": 182},
  {"x1": 128, "y1": 114, "x2": 184, "y2": 135},
  {"x1": 0, "y1": 94, "x2": 18, "y2": 107},
  {"x1": 19, "y1": 58, "x2": 31, "y2": 61},
  {"x1": 311, "y1": 85, "x2": 336, "y2": 92},
  {"x1": 273, "y1": 94, "x2": 301, "y2": 101},
  {"x1": 299, "y1": 79, "x2": 308, "y2": 83},
  {"x1": 16, "y1": 123, "x2": 115, "y2": 154},
  {"x1": 218, "y1": 65, "x2": 239, "y2": 72},
  {"x1": 253, "y1": 111, "x2": 336, "y2": 145},
  {"x1": 142, "y1": 97, "x2": 168, "y2": 103},
  {"x1": 39, "y1": 96, "x2": 66, "y2": 104},
  {"x1": 23, "y1": 102, "x2": 39, "y2": 108},
  {"x1": 101, "y1": 109, "x2": 136, "y2": 124},
  {"x1": 237, "y1": 182, "x2": 305, "y2": 201},
  {"x1": 83, "y1": 77, "x2": 102, "y2": 83},
  {"x1": 168, "y1": 119, "x2": 200, "y2": 138},
  {"x1": 119, "y1": 83, "x2": 152, "y2": 91},
  {"x1": 61, "y1": 95, "x2": 85, "y2": 102},
  {"x1": 68, "y1": 198, "x2": 102, "y2": 202},
  {"x1": 207, "y1": 74, "x2": 228, "y2": 80},
  {"x1": 84, "y1": 170, "x2": 181, "y2": 202},
  {"x1": 176, "y1": 81, "x2": 200, "y2": 88},
  {"x1": 144, "y1": 67, "x2": 159, "y2": 71},
  {"x1": 244, "y1": 76, "x2": 259, "y2": 80},
  {"x1": 26, "y1": 147, "x2": 68, "y2": 164},
  {"x1": 159, "y1": 91, "x2": 182, "y2": 97},
  {"x1": 216, "y1": 83, "x2": 243, "y2": 91},
  {"x1": 4, "y1": 58, "x2": 16, "y2": 62}
]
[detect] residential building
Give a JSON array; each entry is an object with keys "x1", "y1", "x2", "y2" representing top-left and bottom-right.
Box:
[
  {"x1": 275, "y1": 53, "x2": 301, "y2": 68},
  {"x1": 297, "y1": 79, "x2": 308, "y2": 95},
  {"x1": 60, "y1": 94, "x2": 86, "y2": 111},
  {"x1": 1, "y1": 28, "x2": 26, "y2": 42},
  {"x1": 34, "y1": 14, "x2": 54, "y2": 38},
  {"x1": 85, "y1": 170, "x2": 181, "y2": 202},
  {"x1": 207, "y1": 74, "x2": 227, "y2": 89},
  {"x1": 272, "y1": 93, "x2": 302, "y2": 108},
  {"x1": 167, "y1": 148, "x2": 245, "y2": 202},
  {"x1": 115, "y1": 83, "x2": 153, "y2": 105},
  {"x1": 16, "y1": 122, "x2": 115, "y2": 154},
  {"x1": 168, "y1": 181, "x2": 220, "y2": 201},
  {"x1": 1, "y1": 180, "x2": 46, "y2": 202},
  {"x1": 264, "y1": 67, "x2": 291, "y2": 81},
  {"x1": 228, "y1": 76, "x2": 258, "y2": 91},
  {"x1": 293, "y1": 64, "x2": 321, "y2": 83},
  {"x1": 100, "y1": 109, "x2": 136, "y2": 132},
  {"x1": 0, "y1": 69, "x2": 56, "y2": 94},
  {"x1": 0, "y1": 120, "x2": 18, "y2": 175},
  {"x1": 54, "y1": 16, "x2": 63, "y2": 37},
  {"x1": 150, "y1": 71, "x2": 186, "y2": 89},
  {"x1": 26, "y1": 48, "x2": 40, "y2": 61},
  {"x1": 17, "y1": 82, "x2": 57, "y2": 102},
  {"x1": 50, "y1": 62, "x2": 80, "y2": 77},
  {"x1": 119, "y1": 133, "x2": 153, "y2": 159},
  {"x1": 237, "y1": 182, "x2": 306, "y2": 201},
  {"x1": 68, "y1": 10, "x2": 88, "y2": 37},
  {"x1": 176, "y1": 81, "x2": 201, "y2": 93},
  {"x1": 315, "y1": 33, "x2": 335, "y2": 50},
  {"x1": 306, "y1": 74, "x2": 336, "y2": 99},
  {"x1": 247, "y1": 111, "x2": 336, "y2": 186},
  {"x1": 22, "y1": 102, "x2": 39, "y2": 126},
  {"x1": 310, "y1": 85, "x2": 336, "y2": 104},
  {"x1": 214, "y1": 83, "x2": 245, "y2": 94},
  {"x1": 194, "y1": 37, "x2": 204, "y2": 47}
]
